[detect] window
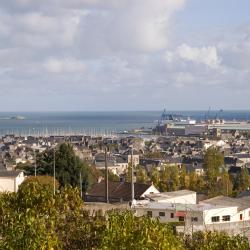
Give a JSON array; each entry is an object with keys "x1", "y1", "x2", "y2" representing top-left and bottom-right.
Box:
[
  {"x1": 147, "y1": 211, "x2": 152, "y2": 217},
  {"x1": 191, "y1": 217, "x2": 198, "y2": 222},
  {"x1": 159, "y1": 212, "x2": 165, "y2": 217},
  {"x1": 240, "y1": 214, "x2": 243, "y2": 221},
  {"x1": 211, "y1": 216, "x2": 220, "y2": 222},
  {"x1": 170, "y1": 213, "x2": 174, "y2": 218},
  {"x1": 222, "y1": 215, "x2": 230, "y2": 221},
  {"x1": 179, "y1": 216, "x2": 185, "y2": 222}
]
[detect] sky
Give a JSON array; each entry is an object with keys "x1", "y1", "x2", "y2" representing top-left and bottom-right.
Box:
[{"x1": 0, "y1": 0, "x2": 250, "y2": 111}]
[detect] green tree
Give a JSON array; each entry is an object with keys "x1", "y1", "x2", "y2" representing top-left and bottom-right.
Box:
[
  {"x1": 20, "y1": 175, "x2": 60, "y2": 190},
  {"x1": 235, "y1": 167, "x2": 250, "y2": 193},
  {"x1": 160, "y1": 165, "x2": 171, "y2": 191},
  {"x1": 204, "y1": 147, "x2": 224, "y2": 175},
  {"x1": 100, "y1": 211, "x2": 184, "y2": 250},
  {"x1": 204, "y1": 147, "x2": 224, "y2": 196},
  {"x1": 151, "y1": 167, "x2": 160, "y2": 189},
  {"x1": 180, "y1": 166, "x2": 189, "y2": 189},
  {"x1": 32, "y1": 143, "x2": 95, "y2": 191},
  {"x1": 169, "y1": 165, "x2": 180, "y2": 191},
  {"x1": 100, "y1": 169, "x2": 120, "y2": 182},
  {"x1": 184, "y1": 231, "x2": 249, "y2": 250},
  {"x1": 188, "y1": 172, "x2": 205, "y2": 193},
  {"x1": 216, "y1": 171, "x2": 233, "y2": 196},
  {"x1": 136, "y1": 165, "x2": 148, "y2": 184},
  {"x1": 0, "y1": 181, "x2": 91, "y2": 250},
  {"x1": 125, "y1": 163, "x2": 132, "y2": 182},
  {"x1": 159, "y1": 165, "x2": 180, "y2": 192}
]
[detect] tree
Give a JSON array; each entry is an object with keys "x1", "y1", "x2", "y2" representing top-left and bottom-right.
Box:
[
  {"x1": 180, "y1": 166, "x2": 189, "y2": 189},
  {"x1": 19, "y1": 143, "x2": 96, "y2": 191},
  {"x1": 216, "y1": 171, "x2": 233, "y2": 196},
  {"x1": 169, "y1": 165, "x2": 180, "y2": 191},
  {"x1": 160, "y1": 165, "x2": 180, "y2": 192},
  {"x1": 100, "y1": 211, "x2": 184, "y2": 250},
  {"x1": 0, "y1": 181, "x2": 89, "y2": 250},
  {"x1": 204, "y1": 147, "x2": 224, "y2": 176},
  {"x1": 136, "y1": 165, "x2": 148, "y2": 184},
  {"x1": 125, "y1": 163, "x2": 132, "y2": 182},
  {"x1": 184, "y1": 231, "x2": 249, "y2": 250},
  {"x1": 204, "y1": 147, "x2": 224, "y2": 196},
  {"x1": 99, "y1": 169, "x2": 120, "y2": 182},
  {"x1": 20, "y1": 175, "x2": 60, "y2": 191},
  {"x1": 151, "y1": 167, "x2": 160, "y2": 188},
  {"x1": 160, "y1": 165, "x2": 171, "y2": 191},
  {"x1": 188, "y1": 172, "x2": 205, "y2": 193},
  {"x1": 235, "y1": 167, "x2": 250, "y2": 193}
]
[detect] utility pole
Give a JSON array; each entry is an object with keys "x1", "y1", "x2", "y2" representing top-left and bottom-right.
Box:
[
  {"x1": 105, "y1": 147, "x2": 109, "y2": 203},
  {"x1": 79, "y1": 170, "x2": 83, "y2": 199},
  {"x1": 34, "y1": 150, "x2": 37, "y2": 177},
  {"x1": 131, "y1": 146, "x2": 134, "y2": 202},
  {"x1": 53, "y1": 147, "x2": 56, "y2": 196}
]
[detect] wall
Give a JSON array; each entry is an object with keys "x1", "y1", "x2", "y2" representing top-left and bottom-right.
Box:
[
  {"x1": 0, "y1": 178, "x2": 15, "y2": 192},
  {"x1": 127, "y1": 155, "x2": 140, "y2": 166},
  {"x1": 141, "y1": 185, "x2": 160, "y2": 197},
  {"x1": 134, "y1": 207, "x2": 180, "y2": 223},
  {"x1": 15, "y1": 172, "x2": 25, "y2": 192},
  {"x1": 203, "y1": 206, "x2": 238, "y2": 224}
]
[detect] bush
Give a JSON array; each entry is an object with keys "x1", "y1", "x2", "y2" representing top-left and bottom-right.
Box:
[
  {"x1": 184, "y1": 231, "x2": 249, "y2": 250},
  {"x1": 100, "y1": 211, "x2": 184, "y2": 250}
]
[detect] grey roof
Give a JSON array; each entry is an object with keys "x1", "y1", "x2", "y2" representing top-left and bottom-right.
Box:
[
  {"x1": 0, "y1": 170, "x2": 22, "y2": 178},
  {"x1": 145, "y1": 189, "x2": 196, "y2": 201},
  {"x1": 115, "y1": 155, "x2": 127, "y2": 164},
  {"x1": 201, "y1": 195, "x2": 250, "y2": 211},
  {"x1": 237, "y1": 190, "x2": 250, "y2": 198}
]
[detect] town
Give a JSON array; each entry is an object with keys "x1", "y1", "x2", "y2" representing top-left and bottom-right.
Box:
[{"x1": 1, "y1": 114, "x2": 250, "y2": 246}]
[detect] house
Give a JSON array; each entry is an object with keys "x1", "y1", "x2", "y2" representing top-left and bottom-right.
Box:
[
  {"x1": 84, "y1": 180, "x2": 159, "y2": 203},
  {"x1": 0, "y1": 170, "x2": 25, "y2": 192},
  {"x1": 133, "y1": 191, "x2": 250, "y2": 238},
  {"x1": 123, "y1": 150, "x2": 140, "y2": 166}
]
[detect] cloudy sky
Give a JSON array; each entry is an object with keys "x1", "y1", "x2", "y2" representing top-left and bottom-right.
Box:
[{"x1": 0, "y1": 0, "x2": 250, "y2": 111}]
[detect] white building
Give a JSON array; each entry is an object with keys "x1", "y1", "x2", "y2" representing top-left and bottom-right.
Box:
[
  {"x1": 145, "y1": 190, "x2": 197, "y2": 204},
  {"x1": 0, "y1": 171, "x2": 25, "y2": 192},
  {"x1": 133, "y1": 191, "x2": 250, "y2": 235}
]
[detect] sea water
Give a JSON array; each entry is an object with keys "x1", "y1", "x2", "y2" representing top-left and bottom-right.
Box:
[{"x1": 0, "y1": 110, "x2": 249, "y2": 136}]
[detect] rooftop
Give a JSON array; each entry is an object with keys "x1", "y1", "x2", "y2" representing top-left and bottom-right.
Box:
[
  {"x1": 145, "y1": 189, "x2": 196, "y2": 201},
  {"x1": 134, "y1": 201, "x2": 225, "y2": 212},
  {"x1": 0, "y1": 170, "x2": 23, "y2": 178},
  {"x1": 200, "y1": 195, "x2": 250, "y2": 211}
]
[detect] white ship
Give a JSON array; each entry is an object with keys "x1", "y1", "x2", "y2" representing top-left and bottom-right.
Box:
[{"x1": 156, "y1": 109, "x2": 196, "y2": 126}]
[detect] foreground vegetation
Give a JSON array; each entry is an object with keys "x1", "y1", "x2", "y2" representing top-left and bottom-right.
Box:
[{"x1": 0, "y1": 178, "x2": 248, "y2": 250}]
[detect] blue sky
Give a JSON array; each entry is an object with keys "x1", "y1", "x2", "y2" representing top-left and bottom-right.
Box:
[
  {"x1": 180, "y1": 0, "x2": 250, "y2": 28},
  {"x1": 0, "y1": 0, "x2": 250, "y2": 111}
]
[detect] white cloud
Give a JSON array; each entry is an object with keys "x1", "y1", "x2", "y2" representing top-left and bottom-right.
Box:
[
  {"x1": 43, "y1": 58, "x2": 86, "y2": 73},
  {"x1": 177, "y1": 44, "x2": 221, "y2": 68},
  {"x1": 107, "y1": 0, "x2": 186, "y2": 52},
  {"x1": 0, "y1": 0, "x2": 250, "y2": 110}
]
